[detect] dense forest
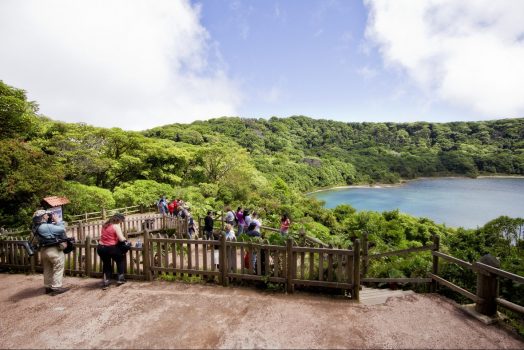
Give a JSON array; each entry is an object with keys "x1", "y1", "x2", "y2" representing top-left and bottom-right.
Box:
[{"x1": 1, "y1": 81, "x2": 523, "y2": 330}]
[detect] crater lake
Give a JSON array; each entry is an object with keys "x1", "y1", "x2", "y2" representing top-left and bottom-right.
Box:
[{"x1": 309, "y1": 177, "x2": 524, "y2": 228}]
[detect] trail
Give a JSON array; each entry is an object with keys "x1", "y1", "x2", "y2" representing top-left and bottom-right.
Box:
[{"x1": 0, "y1": 274, "x2": 522, "y2": 349}]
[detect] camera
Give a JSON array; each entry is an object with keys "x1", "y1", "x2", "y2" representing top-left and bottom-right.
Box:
[{"x1": 19, "y1": 241, "x2": 37, "y2": 257}]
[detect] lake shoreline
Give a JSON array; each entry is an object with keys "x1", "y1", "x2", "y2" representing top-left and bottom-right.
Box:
[{"x1": 306, "y1": 175, "x2": 524, "y2": 195}]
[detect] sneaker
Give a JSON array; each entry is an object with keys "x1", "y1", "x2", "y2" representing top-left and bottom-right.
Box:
[
  {"x1": 49, "y1": 287, "x2": 70, "y2": 296},
  {"x1": 116, "y1": 275, "x2": 126, "y2": 285},
  {"x1": 101, "y1": 280, "x2": 110, "y2": 290}
]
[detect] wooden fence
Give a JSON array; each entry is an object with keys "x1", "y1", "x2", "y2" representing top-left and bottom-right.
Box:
[
  {"x1": 68, "y1": 204, "x2": 150, "y2": 224},
  {"x1": 0, "y1": 230, "x2": 360, "y2": 299},
  {"x1": 360, "y1": 234, "x2": 524, "y2": 318},
  {"x1": 2, "y1": 231, "x2": 522, "y2": 315}
]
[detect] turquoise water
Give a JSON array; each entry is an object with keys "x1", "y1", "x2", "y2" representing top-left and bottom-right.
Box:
[{"x1": 310, "y1": 178, "x2": 524, "y2": 228}]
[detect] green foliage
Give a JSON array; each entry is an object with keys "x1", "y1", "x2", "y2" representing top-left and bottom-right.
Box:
[
  {"x1": 113, "y1": 180, "x2": 175, "y2": 207},
  {"x1": 59, "y1": 182, "x2": 115, "y2": 216}
]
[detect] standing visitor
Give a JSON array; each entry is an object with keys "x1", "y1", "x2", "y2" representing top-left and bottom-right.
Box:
[
  {"x1": 236, "y1": 207, "x2": 245, "y2": 236},
  {"x1": 251, "y1": 212, "x2": 262, "y2": 233},
  {"x1": 243, "y1": 210, "x2": 251, "y2": 233},
  {"x1": 280, "y1": 214, "x2": 291, "y2": 236},
  {"x1": 204, "y1": 211, "x2": 214, "y2": 240},
  {"x1": 32, "y1": 210, "x2": 71, "y2": 295},
  {"x1": 167, "y1": 200, "x2": 175, "y2": 217},
  {"x1": 157, "y1": 195, "x2": 168, "y2": 216},
  {"x1": 187, "y1": 209, "x2": 195, "y2": 238},
  {"x1": 97, "y1": 213, "x2": 129, "y2": 289},
  {"x1": 224, "y1": 206, "x2": 236, "y2": 226},
  {"x1": 224, "y1": 223, "x2": 236, "y2": 241}
]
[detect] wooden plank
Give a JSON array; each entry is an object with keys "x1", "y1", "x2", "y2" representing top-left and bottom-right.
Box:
[
  {"x1": 432, "y1": 251, "x2": 473, "y2": 270},
  {"x1": 430, "y1": 273, "x2": 480, "y2": 302},
  {"x1": 369, "y1": 244, "x2": 434, "y2": 259},
  {"x1": 318, "y1": 252, "x2": 324, "y2": 281},
  {"x1": 171, "y1": 242, "x2": 177, "y2": 275},
  {"x1": 291, "y1": 279, "x2": 353, "y2": 289},
  {"x1": 163, "y1": 242, "x2": 169, "y2": 270},
  {"x1": 300, "y1": 252, "x2": 305, "y2": 279},
  {"x1": 309, "y1": 251, "x2": 314, "y2": 280},
  {"x1": 292, "y1": 246, "x2": 354, "y2": 255},
  {"x1": 195, "y1": 242, "x2": 200, "y2": 272},
  {"x1": 474, "y1": 262, "x2": 524, "y2": 284},
  {"x1": 361, "y1": 278, "x2": 432, "y2": 283},
  {"x1": 327, "y1": 253, "x2": 333, "y2": 282},
  {"x1": 496, "y1": 298, "x2": 524, "y2": 315},
  {"x1": 149, "y1": 267, "x2": 219, "y2": 276}
]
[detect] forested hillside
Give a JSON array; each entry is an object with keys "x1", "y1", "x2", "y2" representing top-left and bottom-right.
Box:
[{"x1": 2, "y1": 81, "x2": 523, "y2": 331}]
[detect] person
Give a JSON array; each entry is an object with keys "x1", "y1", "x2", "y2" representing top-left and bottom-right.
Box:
[
  {"x1": 157, "y1": 195, "x2": 168, "y2": 216},
  {"x1": 204, "y1": 211, "x2": 214, "y2": 240},
  {"x1": 243, "y1": 210, "x2": 251, "y2": 233},
  {"x1": 97, "y1": 213, "x2": 128, "y2": 289},
  {"x1": 245, "y1": 222, "x2": 260, "y2": 238},
  {"x1": 251, "y1": 212, "x2": 262, "y2": 234},
  {"x1": 32, "y1": 209, "x2": 71, "y2": 295},
  {"x1": 224, "y1": 223, "x2": 236, "y2": 241},
  {"x1": 280, "y1": 214, "x2": 291, "y2": 236},
  {"x1": 187, "y1": 209, "x2": 195, "y2": 238},
  {"x1": 167, "y1": 200, "x2": 175, "y2": 217},
  {"x1": 236, "y1": 207, "x2": 245, "y2": 236},
  {"x1": 224, "y1": 206, "x2": 235, "y2": 226}
]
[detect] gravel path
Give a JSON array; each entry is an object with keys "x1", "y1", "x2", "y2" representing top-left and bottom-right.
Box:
[{"x1": 0, "y1": 274, "x2": 522, "y2": 349}]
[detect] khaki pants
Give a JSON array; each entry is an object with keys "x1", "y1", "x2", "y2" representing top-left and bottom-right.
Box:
[{"x1": 41, "y1": 246, "x2": 65, "y2": 288}]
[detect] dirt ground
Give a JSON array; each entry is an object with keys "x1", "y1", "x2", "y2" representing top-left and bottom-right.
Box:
[{"x1": 0, "y1": 274, "x2": 522, "y2": 349}]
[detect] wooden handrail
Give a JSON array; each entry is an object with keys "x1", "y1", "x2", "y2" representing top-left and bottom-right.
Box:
[
  {"x1": 432, "y1": 251, "x2": 473, "y2": 270},
  {"x1": 474, "y1": 262, "x2": 524, "y2": 284},
  {"x1": 430, "y1": 273, "x2": 481, "y2": 303},
  {"x1": 496, "y1": 297, "x2": 524, "y2": 315}
]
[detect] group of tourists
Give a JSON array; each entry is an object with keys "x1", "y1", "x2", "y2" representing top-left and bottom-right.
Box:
[
  {"x1": 204, "y1": 206, "x2": 291, "y2": 241},
  {"x1": 157, "y1": 196, "x2": 189, "y2": 218}
]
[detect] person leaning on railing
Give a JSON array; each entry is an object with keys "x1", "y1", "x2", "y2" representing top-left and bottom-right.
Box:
[
  {"x1": 96, "y1": 213, "x2": 129, "y2": 289},
  {"x1": 32, "y1": 210, "x2": 71, "y2": 296}
]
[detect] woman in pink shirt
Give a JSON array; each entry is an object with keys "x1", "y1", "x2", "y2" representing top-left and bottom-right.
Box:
[
  {"x1": 280, "y1": 214, "x2": 291, "y2": 236},
  {"x1": 96, "y1": 214, "x2": 127, "y2": 289}
]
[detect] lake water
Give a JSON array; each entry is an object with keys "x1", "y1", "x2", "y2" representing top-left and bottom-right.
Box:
[{"x1": 309, "y1": 178, "x2": 524, "y2": 228}]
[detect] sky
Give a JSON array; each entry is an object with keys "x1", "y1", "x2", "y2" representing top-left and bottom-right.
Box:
[{"x1": 1, "y1": 0, "x2": 523, "y2": 131}]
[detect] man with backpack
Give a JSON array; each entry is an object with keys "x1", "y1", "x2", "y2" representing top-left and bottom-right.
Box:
[{"x1": 32, "y1": 209, "x2": 71, "y2": 295}]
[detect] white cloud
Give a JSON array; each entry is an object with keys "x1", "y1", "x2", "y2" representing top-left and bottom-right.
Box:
[
  {"x1": 365, "y1": 0, "x2": 524, "y2": 118},
  {"x1": 356, "y1": 66, "x2": 378, "y2": 80},
  {"x1": 0, "y1": 0, "x2": 241, "y2": 130}
]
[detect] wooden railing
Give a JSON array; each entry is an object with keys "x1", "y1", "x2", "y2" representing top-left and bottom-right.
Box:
[
  {"x1": 0, "y1": 230, "x2": 360, "y2": 299},
  {"x1": 360, "y1": 233, "x2": 523, "y2": 318},
  {"x1": 431, "y1": 250, "x2": 524, "y2": 316},
  {"x1": 360, "y1": 233, "x2": 436, "y2": 285},
  {"x1": 68, "y1": 204, "x2": 153, "y2": 224}
]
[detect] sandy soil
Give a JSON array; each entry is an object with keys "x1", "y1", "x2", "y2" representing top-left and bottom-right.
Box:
[{"x1": 0, "y1": 274, "x2": 522, "y2": 349}]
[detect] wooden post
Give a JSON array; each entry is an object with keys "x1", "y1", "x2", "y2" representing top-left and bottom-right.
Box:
[
  {"x1": 286, "y1": 238, "x2": 294, "y2": 293},
  {"x1": 431, "y1": 235, "x2": 440, "y2": 292},
  {"x1": 143, "y1": 229, "x2": 152, "y2": 281},
  {"x1": 362, "y1": 232, "x2": 369, "y2": 278},
  {"x1": 162, "y1": 215, "x2": 167, "y2": 230},
  {"x1": 353, "y1": 239, "x2": 360, "y2": 301},
  {"x1": 79, "y1": 222, "x2": 84, "y2": 241},
  {"x1": 85, "y1": 236, "x2": 91, "y2": 277},
  {"x1": 220, "y1": 234, "x2": 227, "y2": 286},
  {"x1": 475, "y1": 254, "x2": 500, "y2": 316},
  {"x1": 30, "y1": 253, "x2": 36, "y2": 274},
  {"x1": 84, "y1": 212, "x2": 88, "y2": 222},
  {"x1": 299, "y1": 228, "x2": 306, "y2": 246},
  {"x1": 102, "y1": 208, "x2": 107, "y2": 220}
]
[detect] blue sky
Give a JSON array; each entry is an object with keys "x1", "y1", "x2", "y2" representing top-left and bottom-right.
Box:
[{"x1": 1, "y1": 0, "x2": 523, "y2": 130}]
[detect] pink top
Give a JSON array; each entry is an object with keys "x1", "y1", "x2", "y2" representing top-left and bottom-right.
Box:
[
  {"x1": 100, "y1": 224, "x2": 119, "y2": 246},
  {"x1": 280, "y1": 218, "x2": 291, "y2": 231}
]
